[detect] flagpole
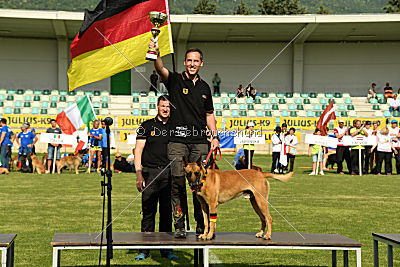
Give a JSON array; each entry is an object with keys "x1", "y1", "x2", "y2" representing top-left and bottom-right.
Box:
[
  {"x1": 171, "y1": 53, "x2": 176, "y2": 73},
  {"x1": 316, "y1": 146, "x2": 322, "y2": 175},
  {"x1": 88, "y1": 146, "x2": 91, "y2": 174},
  {"x1": 359, "y1": 147, "x2": 362, "y2": 176}
]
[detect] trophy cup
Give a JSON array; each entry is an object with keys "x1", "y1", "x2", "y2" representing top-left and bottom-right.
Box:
[{"x1": 146, "y1": 11, "x2": 168, "y2": 61}]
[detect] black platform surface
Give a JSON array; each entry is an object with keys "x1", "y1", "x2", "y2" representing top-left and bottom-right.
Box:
[
  {"x1": 373, "y1": 233, "x2": 400, "y2": 245},
  {"x1": 0, "y1": 234, "x2": 17, "y2": 247},
  {"x1": 52, "y1": 232, "x2": 362, "y2": 248}
]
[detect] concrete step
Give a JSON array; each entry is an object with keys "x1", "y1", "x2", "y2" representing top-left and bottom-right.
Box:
[
  {"x1": 109, "y1": 103, "x2": 132, "y2": 109},
  {"x1": 109, "y1": 96, "x2": 133, "y2": 104}
]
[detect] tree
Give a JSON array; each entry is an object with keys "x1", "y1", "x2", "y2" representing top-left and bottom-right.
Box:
[
  {"x1": 383, "y1": 0, "x2": 400, "y2": 13},
  {"x1": 234, "y1": 0, "x2": 253, "y2": 15},
  {"x1": 193, "y1": 0, "x2": 217, "y2": 14},
  {"x1": 258, "y1": 0, "x2": 306, "y2": 15},
  {"x1": 317, "y1": 4, "x2": 331, "y2": 14}
]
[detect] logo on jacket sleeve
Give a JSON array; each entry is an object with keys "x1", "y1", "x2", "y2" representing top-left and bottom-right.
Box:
[{"x1": 183, "y1": 88, "x2": 188, "y2": 94}]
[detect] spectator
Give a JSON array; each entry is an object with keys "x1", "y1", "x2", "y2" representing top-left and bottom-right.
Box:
[
  {"x1": 246, "y1": 84, "x2": 257, "y2": 99},
  {"x1": 243, "y1": 122, "x2": 255, "y2": 169},
  {"x1": 16, "y1": 124, "x2": 37, "y2": 163},
  {"x1": 113, "y1": 152, "x2": 132, "y2": 173},
  {"x1": 212, "y1": 73, "x2": 221, "y2": 94},
  {"x1": 334, "y1": 119, "x2": 352, "y2": 174},
  {"x1": 0, "y1": 118, "x2": 13, "y2": 170},
  {"x1": 368, "y1": 83, "x2": 377, "y2": 100},
  {"x1": 46, "y1": 119, "x2": 62, "y2": 173},
  {"x1": 88, "y1": 120, "x2": 103, "y2": 173},
  {"x1": 232, "y1": 148, "x2": 246, "y2": 170},
  {"x1": 149, "y1": 70, "x2": 158, "y2": 93},
  {"x1": 237, "y1": 84, "x2": 244, "y2": 98},
  {"x1": 285, "y1": 127, "x2": 298, "y2": 172},
  {"x1": 271, "y1": 126, "x2": 283, "y2": 173},
  {"x1": 308, "y1": 128, "x2": 324, "y2": 176},
  {"x1": 370, "y1": 127, "x2": 397, "y2": 175},
  {"x1": 25, "y1": 122, "x2": 37, "y2": 154},
  {"x1": 384, "y1": 82, "x2": 393, "y2": 101},
  {"x1": 397, "y1": 88, "x2": 400, "y2": 95},
  {"x1": 363, "y1": 121, "x2": 373, "y2": 174},
  {"x1": 126, "y1": 148, "x2": 136, "y2": 173},
  {"x1": 350, "y1": 120, "x2": 369, "y2": 176},
  {"x1": 389, "y1": 94, "x2": 400, "y2": 113},
  {"x1": 389, "y1": 119, "x2": 400, "y2": 174}
]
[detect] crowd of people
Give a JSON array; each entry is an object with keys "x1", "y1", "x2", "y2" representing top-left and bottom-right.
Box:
[{"x1": 368, "y1": 82, "x2": 400, "y2": 114}]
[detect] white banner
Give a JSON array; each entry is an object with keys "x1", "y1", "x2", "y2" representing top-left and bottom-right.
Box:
[
  {"x1": 342, "y1": 136, "x2": 376, "y2": 146},
  {"x1": 39, "y1": 133, "x2": 75, "y2": 145},
  {"x1": 234, "y1": 135, "x2": 266, "y2": 145},
  {"x1": 304, "y1": 134, "x2": 338, "y2": 148}
]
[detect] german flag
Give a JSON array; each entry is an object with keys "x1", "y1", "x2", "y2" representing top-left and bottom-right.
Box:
[{"x1": 68, "y1": 0, "x2": 174, "y2": 91}]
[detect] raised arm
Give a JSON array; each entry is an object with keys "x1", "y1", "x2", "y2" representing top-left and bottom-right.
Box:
[{"x1": 150, "y1": 38, "x2": 169, "y2": 82}]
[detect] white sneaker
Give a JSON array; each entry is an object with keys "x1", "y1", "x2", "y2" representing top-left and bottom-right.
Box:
[
  {"x1": 320, "y1": 171, "x2": 324, "y2": 176},
  {"x1": 274, "y1": 169, "x2": 279, "y2": 173},
  {"x1": 309, "y1": 172, "x2": 316, "y2": 175}
]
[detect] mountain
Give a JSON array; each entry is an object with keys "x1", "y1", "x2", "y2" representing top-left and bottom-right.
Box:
[{"x1": 0, "y1": 0, "x2": 389, "y2": 14}]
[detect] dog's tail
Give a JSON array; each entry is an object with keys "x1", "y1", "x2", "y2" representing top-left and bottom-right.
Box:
[{"x1": 263, "y1": 171, "x2": 293, "y2": 182}]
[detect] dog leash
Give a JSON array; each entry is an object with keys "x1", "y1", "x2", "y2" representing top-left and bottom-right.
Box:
[{"x1": 204, "y1": 147, "x2": 221, "y2": 169}]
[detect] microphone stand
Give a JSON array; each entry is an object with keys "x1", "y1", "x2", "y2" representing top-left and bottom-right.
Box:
[{"x1": 105, "y1": 124, "x2": 113, "y2": 266}]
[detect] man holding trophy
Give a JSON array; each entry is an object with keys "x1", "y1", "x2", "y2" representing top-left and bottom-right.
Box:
[{"x1": 146, "y1": 12, "x2": 219, "y2": 238}]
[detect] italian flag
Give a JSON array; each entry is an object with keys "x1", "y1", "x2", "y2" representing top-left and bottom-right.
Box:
[{"x1": 56, "y1": 95, "x2": 96, "y2": 135}]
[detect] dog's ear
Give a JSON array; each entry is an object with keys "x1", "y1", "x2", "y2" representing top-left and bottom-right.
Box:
[{"x1": 182, "y1": 156, "x2": 188, "y2": 167}]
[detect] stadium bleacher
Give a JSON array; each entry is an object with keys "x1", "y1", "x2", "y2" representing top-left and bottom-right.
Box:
[{"x1": 0, "y1": 89, "x2": 393, "y2": 118}]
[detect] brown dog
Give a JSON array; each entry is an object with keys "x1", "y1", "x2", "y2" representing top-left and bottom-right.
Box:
[
  {"x1": 0, "y1": 167, "x2": 9, "y2": 174},
  {"x1": 58, "y1": 153, "x2": 83, "y2": 174},
  {"x1": 183, "y1": 157, "x2": 293, "y2": 240},
  {"x1": 31, "y1": 154, "x2": 46, "y2": 174},
  {"x1": 42, "y1": 152, "x2": 48, "y2": 167}
]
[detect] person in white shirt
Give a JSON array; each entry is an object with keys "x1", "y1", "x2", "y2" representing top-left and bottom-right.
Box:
[
  {"x1": 389, "y1": 94, "x2": 400, "y2": 113},
  {"x1": 126, "y1": 148, "x2": 136, "y2": 173},
  {"x1": 334, "y1": 119, "x2": 352, "y2": 174},
  {"x1": 284, "y1": 127, "x2": 298, "y2": 172},
  {"x1": 271, "y1": 126, "x2": 283, "y2": 173},
  {"x1": 370, "y1": 127, "x2": 397, "y2": 175},
  {"x1": 388, "y1": 119, "x2": 400, "y2": 174}
]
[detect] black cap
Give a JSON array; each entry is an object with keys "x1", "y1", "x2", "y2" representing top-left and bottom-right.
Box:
[
  {"x1": 282, "y1": 123, "x2": 287, "y2": 128},
  {"x1": 365, "y1": 121, "x2": 371, "y2": 125},
  {"x1": 275, "y1": 126, "x2": 281, "y2": 132}
]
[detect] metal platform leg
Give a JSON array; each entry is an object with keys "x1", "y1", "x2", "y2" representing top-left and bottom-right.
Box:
[
  {"x1": 52, "y1": 248, "x2": 60, "y2": 267},
  {"x1": 194, "y1": 249, "x2": 198, "y2": 267},
  {"x1": 199, "y1": 248, "x2": 203, "y2": 265},
  {"x1": 356, "y1": 248, "x2": 362, "y2": 267},
  {"x1": 203, "y1": 247, "x2": 209, "y2": 267},
  {"x1": 388, "y1": 245, "x2": 393, "y2": 267},
  {"x1": 343, "y1": 250, "x2": 349, "y2": 267},
  {"x1": 332, "y1": 250, "x2": 337, "y2": 267},
  {"x1": 6, "y1": 242, "x2": 14, "y2": 267},
  {"x1": 374, "y1": 239, "x2": 379, "y2": 267},
  {"x1": 1, "y1": 248, "x2": 7, "y2": 267}
]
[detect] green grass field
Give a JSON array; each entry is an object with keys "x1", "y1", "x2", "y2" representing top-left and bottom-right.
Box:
[{"x1": 1, "y1": 154, "x2": 399, "y2": 266}]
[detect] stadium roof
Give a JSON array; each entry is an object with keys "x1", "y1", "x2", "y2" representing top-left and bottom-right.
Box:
[{"x1": 0, "y1": 9, "x2": 400, "y2": 42}]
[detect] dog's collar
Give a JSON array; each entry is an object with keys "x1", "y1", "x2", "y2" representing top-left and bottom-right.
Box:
[{"x1": 189, "y1": 170, "x2": 207, "y2": 192}]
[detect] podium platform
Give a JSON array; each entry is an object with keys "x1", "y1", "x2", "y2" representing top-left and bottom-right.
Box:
[
  {"x1": 51, "y1": 232, "x2": 363, "y2": 266},
  {"x1": 0, "y1": 234, "x2": 16, "y2": 267}
]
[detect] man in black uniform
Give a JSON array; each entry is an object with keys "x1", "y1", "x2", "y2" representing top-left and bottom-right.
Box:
[
  {"x1": 134, "y1": 95, "x2": 177, "y2": 261},
  {"x1": 150, "y1": 39, "x2": 220, "y2": 238}
]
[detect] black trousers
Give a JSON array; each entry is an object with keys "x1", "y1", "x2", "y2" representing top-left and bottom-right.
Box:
[
  {"x1": 376, "y1": 151, "x2": 392, "y2": 174},
  {"x1": 168, "y1": 142, "x2": 208, "y2": 230},
  {"x1": 336, "y1": 146, "x2": 352, "y2": 173},
  {"x1": 364, "y1": 146, "x2": 372, "y2": 174},
  {"x1": 287, "y1": 154, "x2": 295, "y2": 172},
  {"x1": 271, "y1": 152, "x2": 281, "y2": 173},
  {"x1": 351, "y1": 149, "x2": 364, "y2": 174},
  {"x1": 243, "y1": 149, "x2": 254, "y2": 169},
  {"x1": 140, "y1": 166, "x2": 172, "y2": 255},
  {"x1": 213, "y1": 86, "x2": 220, "y2": 94},
  {"x1": 394, "y1": 148, "x2": 400, "y2": 174}
]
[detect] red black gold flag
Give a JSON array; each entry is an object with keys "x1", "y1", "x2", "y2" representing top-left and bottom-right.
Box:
[{"x1": 68, "y1": 0, "x2": 174, "y2": 91}]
